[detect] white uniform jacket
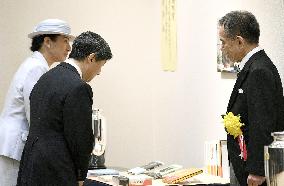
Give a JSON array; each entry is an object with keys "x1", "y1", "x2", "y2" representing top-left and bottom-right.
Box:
[{"x1": 0, "y1": 51, "x2": 49, "y2": 161}]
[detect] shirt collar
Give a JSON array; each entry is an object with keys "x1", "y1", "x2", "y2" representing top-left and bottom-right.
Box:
[
  {"x1": 65, "y1": 58, "x2": 82, "y2": 78},
  {"x1": 238, "y1": 46, "x2": 263, "y2": 71},
  {"x1": 31, "y1": 51, "x2": 49, "y2": 69}
]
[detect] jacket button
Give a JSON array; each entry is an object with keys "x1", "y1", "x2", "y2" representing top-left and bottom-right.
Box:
[{"x1": 21, "y1": 132, "x2": 28, "y2": 141}]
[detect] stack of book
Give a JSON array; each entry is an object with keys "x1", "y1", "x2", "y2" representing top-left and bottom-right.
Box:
[{"x1": 204, "y1": 140, "x2": 229, "y2": 179}]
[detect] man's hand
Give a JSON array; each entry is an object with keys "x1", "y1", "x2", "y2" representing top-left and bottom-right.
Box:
[
  {"x1": 247, "y1": 174, "x2": 266, "y2": 186},
  {"x1": 78, "y1": 181, "x2": 84, "y2": 186}
]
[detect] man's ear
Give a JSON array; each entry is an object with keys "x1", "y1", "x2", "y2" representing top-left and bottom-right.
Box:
[
  {"x1": 88, "y1": 53, "x2": 97, "y2": 62},
  {"x1": 236, "y1": 36, "x2": 245, "y2": 47}
]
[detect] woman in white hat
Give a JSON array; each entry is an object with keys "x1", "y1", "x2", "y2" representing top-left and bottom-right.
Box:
[{"x1": 0, "y1": 19, "x2": 74, "y2": 186}]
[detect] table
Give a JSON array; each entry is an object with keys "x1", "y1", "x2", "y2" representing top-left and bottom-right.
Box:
[{"x1": 84, "y1": 173, "x2": 230, "y2": 186}]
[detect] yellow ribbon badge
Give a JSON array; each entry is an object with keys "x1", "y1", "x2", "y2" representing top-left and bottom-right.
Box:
[{"x1": 223, "y1": 112, "x2": 244, "y2": 138}]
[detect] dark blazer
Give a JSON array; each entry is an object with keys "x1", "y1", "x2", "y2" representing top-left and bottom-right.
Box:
[
  {"x1": 17, "y1": 62, "x2": 94, "y2": 186},
  {"x1": 227, "y1": 50, "x2": 284, "y2": 186}
]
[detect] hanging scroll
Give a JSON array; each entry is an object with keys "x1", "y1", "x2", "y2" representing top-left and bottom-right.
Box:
[{"x1": 161, "y1": 0, "x2": 177, "y2": 71}]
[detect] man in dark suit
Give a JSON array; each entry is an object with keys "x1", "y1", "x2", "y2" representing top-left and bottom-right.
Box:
[
  {"x1": 218, "y1": 11, "x2": 284, "y2": 186},
  {"x1": 17, "y1": 31, "x2": 112, "y2": 186}
]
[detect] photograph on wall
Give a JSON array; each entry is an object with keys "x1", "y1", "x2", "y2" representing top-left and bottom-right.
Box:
[{"x1": 217, "y1": 35, "x2": 238, "y2": 73}]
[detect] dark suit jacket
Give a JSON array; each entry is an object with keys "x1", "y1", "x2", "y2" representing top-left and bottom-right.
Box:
[
  {"x1": 17, "y1": 62, "x2": 94, "y2": 186},
  {"x1": 227, "y1": 50, "x2": 284, "y2": 186}
]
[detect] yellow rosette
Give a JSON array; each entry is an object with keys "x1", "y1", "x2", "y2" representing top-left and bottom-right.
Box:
[{"x1": 222, "y1": 112, "x2": 244, "y2": 138}]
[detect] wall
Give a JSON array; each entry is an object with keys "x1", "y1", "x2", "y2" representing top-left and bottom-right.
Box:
[{"x1": 0, "y1": 0, "x2": 283, "y2": 168}]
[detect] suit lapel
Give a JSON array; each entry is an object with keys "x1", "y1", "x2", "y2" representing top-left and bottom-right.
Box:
[{"x1": 227, "y1": 52, "x2": 259, "y2": 111}]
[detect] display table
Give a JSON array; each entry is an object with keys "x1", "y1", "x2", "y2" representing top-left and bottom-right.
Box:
[{"x1": 84, "y1": 172, "x2": 229, "y2": 186}]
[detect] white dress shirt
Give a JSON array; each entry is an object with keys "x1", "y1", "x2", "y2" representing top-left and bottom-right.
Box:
[
  {"x1": 0, "y1": 51, "x2": 49, "y2": 161},
  {"x1": 65, "y1": 58, "x2": 82, "y2": 78},
  {"x1": 239, "y1": 46, "x2": 263, "y2": 71}
]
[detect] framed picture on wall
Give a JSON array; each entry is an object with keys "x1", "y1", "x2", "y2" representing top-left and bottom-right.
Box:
[{"x1": 217, "y1": 36, "x2": 238, "y2": 73}]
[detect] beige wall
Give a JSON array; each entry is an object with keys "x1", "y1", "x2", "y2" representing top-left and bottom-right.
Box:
[{"x1": 0, "y1": 0, "x2": 284, "y2": 168}]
